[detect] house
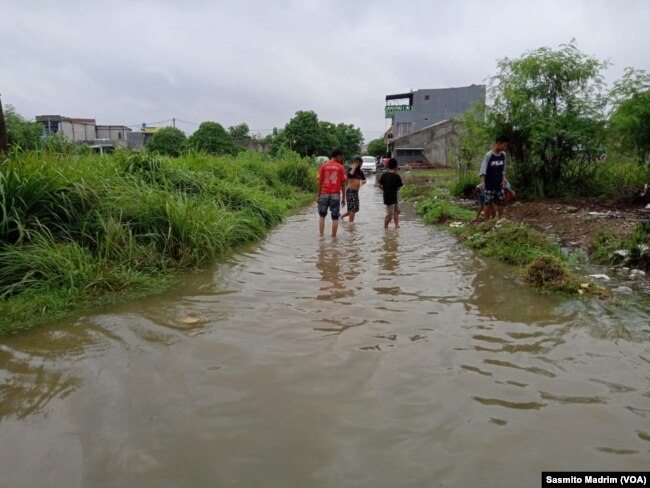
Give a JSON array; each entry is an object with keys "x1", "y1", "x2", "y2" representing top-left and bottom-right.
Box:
[
  {"x1": 388, "y1": 118, "x2": 458, "y2": 166},
  {"x1": 36, "y1": 115, "x2": 132, "y2": 148},
  {"x1": 96, "y1": 125, "x2": 132, "y2": 148},
  {"x1": 384, "y1": 85, "x2": 485, "y2": 166},
  {"x1": 126, "y1": 126, "x2": 160, "y2": 150},
  {"x1": 36, "y1": 115, "x2": 97, "y2": 143}
]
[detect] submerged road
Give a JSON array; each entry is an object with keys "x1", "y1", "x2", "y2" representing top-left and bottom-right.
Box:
[{"x1": 1, "y1": 175, "x2": 649, "y2": 487}]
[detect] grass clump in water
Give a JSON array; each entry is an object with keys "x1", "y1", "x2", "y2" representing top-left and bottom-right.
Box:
[
  {"x1": 414, "y1": 196, "x2": 475, "y2": 224},
  {"x1": 524, "y1": 255, "x2": 580, "y2": 293}
]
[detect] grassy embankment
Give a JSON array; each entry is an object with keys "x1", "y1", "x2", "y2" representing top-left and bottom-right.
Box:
[
  {"x1": 401, "y1": 169, "x2": 604, "y2": 295},
  {"x1": 0, "y1": 150, "x2": 317, "y2": 334}
]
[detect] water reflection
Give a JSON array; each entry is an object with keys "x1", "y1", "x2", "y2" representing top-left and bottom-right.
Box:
[
  {"x1": 0, "y1": 326, "x2": 92, "y2": 421},
  {"x1": 467, "y1": 256, "x2": 573, "y2": 325},
  {"x1": 340, "y1": 224, "x2": 363, "y2": 283},
  {"x1": 379, "y1": 231, "x2": 399, "y2": 273},
  {"x1": 315, "y1": 241, "x2": 346, "y2": 301}
]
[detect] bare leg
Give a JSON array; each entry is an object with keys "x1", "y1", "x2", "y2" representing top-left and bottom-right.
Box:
[
  {"x1": 471, "y1": 209, "x2": 481, "y2": 223},
  {"x1": 340, "y1": 211, "x2": 349, "y2": 220},
  {"x1": 349, "y1": 212, "x2": 356, "y2": 222},
  {"x1": 394, "y1": 212, "x2": 400, "y2": 228},
  {"x1": 496, "y1": 205, "x2": 504, "y2": 219},
  {"x1": 332, "y1": 219, "x2": 339, "y2": 237},
  {"x1": 319, "y1": 217, "x2": 325, "y2": 236}
]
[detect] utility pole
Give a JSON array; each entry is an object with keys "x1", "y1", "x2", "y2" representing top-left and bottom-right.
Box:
[
  {"x1": 172, "y1": 117, "x2": 175, "y2": 129},
  {"x1": 0, "y1": 94, "x2": 10, "y2": 154}
]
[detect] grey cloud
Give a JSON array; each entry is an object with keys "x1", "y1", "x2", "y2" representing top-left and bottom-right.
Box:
[{"x1": 2, "y1": 0, "x2": 649, "y2": 142}]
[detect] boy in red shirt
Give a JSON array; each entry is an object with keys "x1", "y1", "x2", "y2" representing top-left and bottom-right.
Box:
[{"x1": 317, "y1": 148, "x2": 347, "y2": 237}]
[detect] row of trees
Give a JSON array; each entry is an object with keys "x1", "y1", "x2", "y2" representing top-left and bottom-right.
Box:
[
  {"x1": 1, "y1": 103, "x2": 365, "y2": 161},
  {"x1": 147, "y1": 122, "x2": 240, "y2": 157},
  {"x1": 263, "y1": 110, "x2": 363, "y2": 160},
  {"x1": 456, "y1": 41, "x2": 650, "y2": 198},
  {"x1": 148, "y1": 111, "x2": 366, "y2": 160}
]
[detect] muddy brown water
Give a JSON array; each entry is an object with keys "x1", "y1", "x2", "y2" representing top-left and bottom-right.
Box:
[{"x1": 1, "y1": 176, "x2": 649, "y2": 487}]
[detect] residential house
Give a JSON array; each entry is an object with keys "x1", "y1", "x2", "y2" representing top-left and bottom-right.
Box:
[
  {"x1": 36, "y1": 115, "x2": 97, "y2": 143},
  {"x1": 384, "y1": 85, "x2": 485, "y2": 166},
  {"x1": 36, "y1": 115, "x2": 133, "y2": 148},
  {"x1": 96, "y1": 125, "x2": 132, "y2": 148},
  {"x1": 126, "y1": 126, "x2": 160, "y2": 150}
]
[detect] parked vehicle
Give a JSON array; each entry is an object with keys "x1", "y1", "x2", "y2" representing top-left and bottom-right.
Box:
[{"x1": 360, "y1": 156, "x2": 377, "y2": 173}]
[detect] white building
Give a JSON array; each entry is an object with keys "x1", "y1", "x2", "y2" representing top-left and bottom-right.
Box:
[{"x1": 35, "y1": 115, "x2": 132, "y2": 147}]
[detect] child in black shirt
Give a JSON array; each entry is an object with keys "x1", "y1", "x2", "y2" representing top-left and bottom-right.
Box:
[{"x1": 377, "y1": 158, "x2": 404, "y2": 229}]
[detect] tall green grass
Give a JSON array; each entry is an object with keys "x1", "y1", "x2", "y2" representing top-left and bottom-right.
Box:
[{"x1": 0, "y1": 149, "x2": 317, "y2": 334}]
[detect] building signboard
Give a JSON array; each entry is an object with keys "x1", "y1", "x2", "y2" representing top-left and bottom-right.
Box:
[{"x1": 385, "y1": 105, "x2": 413, "y2": 116}]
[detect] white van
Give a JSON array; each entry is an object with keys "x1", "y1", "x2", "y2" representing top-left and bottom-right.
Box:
[{"x1": 360, "y1": 156, "x2": 377, "y2": 173}]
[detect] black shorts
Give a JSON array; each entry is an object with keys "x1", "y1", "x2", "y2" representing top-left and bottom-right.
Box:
[
  {"x1": 346, "y1": 189, "x2": 360, "y2": 213},
  {"x1": 484, "y1": 189, "x2": 505, "y2": 206}
]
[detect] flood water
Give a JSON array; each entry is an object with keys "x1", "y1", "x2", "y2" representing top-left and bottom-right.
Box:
[{"x1": 1, "y1": 176, "x2": 649, "y2": 487}]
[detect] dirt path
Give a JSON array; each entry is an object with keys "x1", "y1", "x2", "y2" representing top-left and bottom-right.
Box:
[{"x1": 503, "y1": 198, "x2": 648, "y2": 250}]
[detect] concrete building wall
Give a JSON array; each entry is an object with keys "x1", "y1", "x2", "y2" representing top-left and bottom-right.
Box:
[
  {"x1": 126, "y1": 131, "x2": 155, "y2": 150},
  {"x1": 389, "y1": 119, "x2": 459, "y2": 166},
  {"x1": 59, "y1": 121, "x2": 96, "y2": 143},
  {"x1": 392, "y1": 85, "x2": 485, "y2": 134},
  {"x1": 97, "y1": 126, "x2": 131, "y2": 147}
]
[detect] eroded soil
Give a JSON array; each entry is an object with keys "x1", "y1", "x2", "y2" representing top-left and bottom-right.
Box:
[{"x1": 503, "y1": 198, "x2": 649, "y2": 250}]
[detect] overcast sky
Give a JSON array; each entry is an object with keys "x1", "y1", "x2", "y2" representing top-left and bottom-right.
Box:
[{"x1": 2, "y1": 0, "x2": 649, "y2": 142}]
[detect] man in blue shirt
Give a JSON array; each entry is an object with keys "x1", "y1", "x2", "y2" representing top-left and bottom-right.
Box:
[{"x1": 478, "y1": 135, "x2": 510, "y2": 220}]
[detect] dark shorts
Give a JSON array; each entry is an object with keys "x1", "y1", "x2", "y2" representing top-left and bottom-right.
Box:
[
  {"x1": 318, "y1": 193, "x2": 341, "y2": 220},
  {"x1": 484, "y1": 188, "x2": 505, "y2": 206},
  {"x1": 346, "y1": 189, "x2": 360, "y2": 213},
  {"x1": 476, "y1": 191, "x2": 485, "y2": 205}
]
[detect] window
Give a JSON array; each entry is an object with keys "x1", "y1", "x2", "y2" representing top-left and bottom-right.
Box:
[
  {"x1": 118, "y1": 132, "x2": 123, "y2": 140},
  {"x1": 424, "y1": 95, "x2": 430, "y2": 101},
  {"x1": 396, "y1": 149, "x2": 422, "y2": 157}
]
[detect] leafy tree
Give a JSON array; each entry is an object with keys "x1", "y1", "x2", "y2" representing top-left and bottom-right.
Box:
[
  {"x1": 283, "y1": 111, "x2": 327, "y2": 157},
  {"x1": 266, "y1": 111, "x2": 363, "y2": 159},
  {"x1": 318, "y1": 122, "x2": 340, "y2": 156},
  {"x1": 4, "y1": 105, "x2": 43, "y2": 150},
  {"x1": 147, "y1": 127, "x2": 187, "y2": 157},
  {"x1": 331, "y1": 122, "x2": 363, "y2": 159},
  {"x1": 367, "y1": 138, "x2": 387, "y2": 158},
  {"x1": 228, "y1": 123, "x2": 251, "y2": 141},
  {"x1": 264, "y1": 127, "x2": 289, "y2": 156},
  {"x1": 454, "y1": 103, "x2": 491, "y2": 172},
  {"x1": 189, "y1": 121, "x2": 236, "y2": 155},
  {"x1": 609, "y1": 67, "x2": 650, "y2": 111},
  {"x1": 487, "y1": 40, "x2": 608, "y2": 197},
  {"x1": 610, "y1": 90, "x2": 650, "y2": 163}
]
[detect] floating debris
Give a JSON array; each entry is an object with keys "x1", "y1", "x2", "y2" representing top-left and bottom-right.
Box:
[{"x1": 588, "y1": 274, "x2": 611, "y2": 281}]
